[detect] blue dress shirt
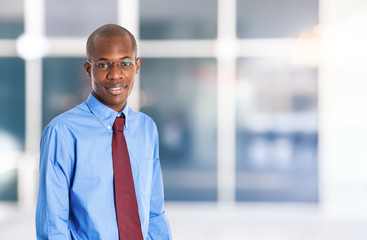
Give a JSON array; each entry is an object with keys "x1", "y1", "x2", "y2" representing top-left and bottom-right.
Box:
[{"x1": 36, "y1": 93, "x2": 172, "y2": 240}]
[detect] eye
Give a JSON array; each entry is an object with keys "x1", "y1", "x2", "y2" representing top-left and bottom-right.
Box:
[
  {"x1": 121, "y1": 61, "x2": 133, "y2": 66},
  {"x1": 97, "y1": 62, "x2": 110, "y2": 69}
]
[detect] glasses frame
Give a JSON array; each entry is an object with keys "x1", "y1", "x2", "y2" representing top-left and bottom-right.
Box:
[{"x1": 86, "y1": 58, "x2": 140, "y2": 71}]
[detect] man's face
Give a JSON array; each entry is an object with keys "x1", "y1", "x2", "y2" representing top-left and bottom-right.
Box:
[{"x1": 84, "y1": 34, "x2": 141, "y2": 112}]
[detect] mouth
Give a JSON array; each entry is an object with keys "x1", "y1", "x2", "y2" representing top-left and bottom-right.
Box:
[{"x1": 106, "y1": 84, "x2": 127, "y2": 95}]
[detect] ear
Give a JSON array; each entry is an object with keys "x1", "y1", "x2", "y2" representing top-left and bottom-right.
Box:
[
  {"x1": 135, "y1": 57, "x2": 141, "y2": 74},
  {"x1": 84, "y1": 61, "x2": 91, "y2": 77}
]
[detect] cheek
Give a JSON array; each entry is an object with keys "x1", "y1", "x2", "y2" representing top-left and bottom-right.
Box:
[
  {"x1": 128, "y1": 77, "x2": 135, "y2": 91},
  {"x1": 91, "y1": 78, "x2": 98, "y2": 89},
  {"x1": 91, "y1": 75, "x2": 105, "y2": 89}
]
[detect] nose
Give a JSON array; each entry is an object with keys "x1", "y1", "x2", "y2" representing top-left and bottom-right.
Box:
[{"x1": 106, "y1": 63, "x2": 123, "y2": 80}]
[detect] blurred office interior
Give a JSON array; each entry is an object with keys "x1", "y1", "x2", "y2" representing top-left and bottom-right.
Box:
[{"x1": 1, "y1": 0, "x2": 367, "y2": 239}]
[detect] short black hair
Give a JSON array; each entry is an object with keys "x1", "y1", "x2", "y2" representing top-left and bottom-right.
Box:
[{"x1": 86, "y1": 24, "x2": 137, "y2": 61}]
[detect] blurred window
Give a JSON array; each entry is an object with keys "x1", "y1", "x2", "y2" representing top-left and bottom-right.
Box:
[
  {"x1": 237, "y1": 0, "x2": 319, "y2": 38},
  {"x1": 236, "y1": 58, "x2": 318, "y2": 202},
  {"x1": 0, "y1": 58, "x2": 25, "y2": 150},
  {"x1": 0, "y1": 1, "x2": 24, "y2": 38},
  {"x1": 0, "y1": 58, "x2": 25, "y2": 201},
  {"x1": 140, "y1": 58, "x2": 218, "y2": 201},
  {"x1": 0, "y1": 0, "x2": 321, "y2": 204},
  {"x1": 45, "y1": 0, "x2": 118, "y2": 37},
  {"x1": 42, "y1": 58, "x2": 90, "y2": 127},
  {"x1": 140, "y1": 0, "x2": 217, "y2": 39}
]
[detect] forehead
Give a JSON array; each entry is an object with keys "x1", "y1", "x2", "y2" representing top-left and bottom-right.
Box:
[{"x1": 91, "y1": 34, "x2": 135, "y2": 59}]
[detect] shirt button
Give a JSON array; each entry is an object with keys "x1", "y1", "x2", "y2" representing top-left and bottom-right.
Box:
[{"x1": 108, "y1": 126, "x2": 111, "y2": 129}]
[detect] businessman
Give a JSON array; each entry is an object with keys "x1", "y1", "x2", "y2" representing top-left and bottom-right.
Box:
[{"x1": 36, "y1": 24, "x2": 172, "y2": 240}]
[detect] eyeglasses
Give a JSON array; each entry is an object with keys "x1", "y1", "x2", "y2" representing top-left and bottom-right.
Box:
[{"x1": 87, "y1": 59, "x2": 138, "y2": 71}]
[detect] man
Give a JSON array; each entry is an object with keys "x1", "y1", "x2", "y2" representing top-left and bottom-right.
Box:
[{"x1": 36, "y1": 24, "x2": 172, "y2": 240}]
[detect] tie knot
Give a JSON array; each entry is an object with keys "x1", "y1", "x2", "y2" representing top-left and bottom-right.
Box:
[{"x1": 113, "y1": 117, "x2": 125, "y2": 132}]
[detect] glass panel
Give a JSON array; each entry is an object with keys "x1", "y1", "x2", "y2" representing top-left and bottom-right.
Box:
[
  {"x1": 0, "y1": 1, "x2": 24, "y2": 38},
  {"x1": 0, "y1": 57, "x2": 25, "y2": 201},
  {"x1": 236, "y1": 58, "x2": 318, "y2": 202},
  {"x1": 45, "y1": 0, "x2": 118, "y2": 37},
  {"x1": 0, "y1": 170, "x2": 18, "y2": 201},
  {"x1": 42, "y1": 58, "x2": 91, "y2": 127},
  {"x1": 140, "y1": 58, "x2": 217, "y2": 201},
  {"x1": 237, "y1": 0, "x2": 319, "y2": 38},
  {"x1": 140, "y1": 0, "x2": 217, "y2": 39}
]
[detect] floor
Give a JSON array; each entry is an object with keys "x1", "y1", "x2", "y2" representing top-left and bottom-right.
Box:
[{"x1": 1, "y1": 202, "x2": 367, "y2": 240}]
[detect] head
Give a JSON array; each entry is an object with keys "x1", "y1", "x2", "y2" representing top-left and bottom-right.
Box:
[{"x1": 84, "y1": 24, "x2": 141, "y2": 112}]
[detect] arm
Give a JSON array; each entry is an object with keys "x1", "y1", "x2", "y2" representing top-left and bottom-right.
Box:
[
  {"x1": 36, "y1": 126, "x2": 73, "y2": 240},
  {"x1": 148, "y1": 125, "x2": 172, "y2": 240}
]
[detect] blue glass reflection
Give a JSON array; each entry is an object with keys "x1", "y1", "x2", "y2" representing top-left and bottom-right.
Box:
[
  {"x1": 45, "y1": 0, "x2": 118, "y2": 37},
  {"x1": 0, "y1": 20, "x2": 24, "y2": 39},
  {"x1": 0, "y1": 1, "x2": 24, "y2": 39},
  {"x1": 42, "y1": 58, "x2": 90, "y2": 127},
  {"x1": 0, "y1": 170, "x2": 18, "y2": 201},
  {"x1": 0, "y1": 58, "x2": 25, "y2": 150},
  {"x1": 236, "y1": 58, "x2": 318, "y2": 202},
  {"x1": 140, "y1": 58, "x2": 218, "y2": 201},
  {"x1": 237, "y1": 0, "x2": 319, "y2": 38},
  {"x1": 140, "y1": 0, "x2": 217, "y2": 39},
  {"x1": 0, "y1": 57, "x2": 25, "y2": 201}
]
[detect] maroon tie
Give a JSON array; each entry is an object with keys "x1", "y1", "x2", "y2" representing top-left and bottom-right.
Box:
[{"x1": 112, "y1": 116, "x2": 143, "y2": 240}]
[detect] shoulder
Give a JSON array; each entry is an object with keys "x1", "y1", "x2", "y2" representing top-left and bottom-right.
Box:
[
  {"x1": 127, "y1": 107, "x2": 159, "y2": 139},
  {"x1": 128, "y1": 107, "x2": 157, "y2": 128},
  {"x1": 42, "y1": 102, "x2": 90, "y2": 138}
]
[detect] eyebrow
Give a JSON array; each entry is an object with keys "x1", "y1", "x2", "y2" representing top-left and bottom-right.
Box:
[{"x1": 95, "y1": 56, "x2": 133, "y2": 62}]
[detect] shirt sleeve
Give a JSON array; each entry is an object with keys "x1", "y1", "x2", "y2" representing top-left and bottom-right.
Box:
[
  {"x1": 36, "y1": 125, "x2": 74, "y2": 240},
  {"x1": 148, "y1": 124, "x2": 172, "y2": 240}
]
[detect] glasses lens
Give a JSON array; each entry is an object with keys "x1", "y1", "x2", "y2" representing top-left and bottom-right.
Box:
[
  {"x1": 91, "y1": 60, "x2": 136, "y2": 71},
  {"x1": 121, "y1": 61, "x2": 134, "y2": 67},
  {"x1": 96, "y1": 62, "x2": 111, "y2": 70}
]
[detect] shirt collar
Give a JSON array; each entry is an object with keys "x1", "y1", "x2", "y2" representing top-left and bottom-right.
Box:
[{"x1": 85, "y1": 92, "x2": 129, "y2": 133}]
